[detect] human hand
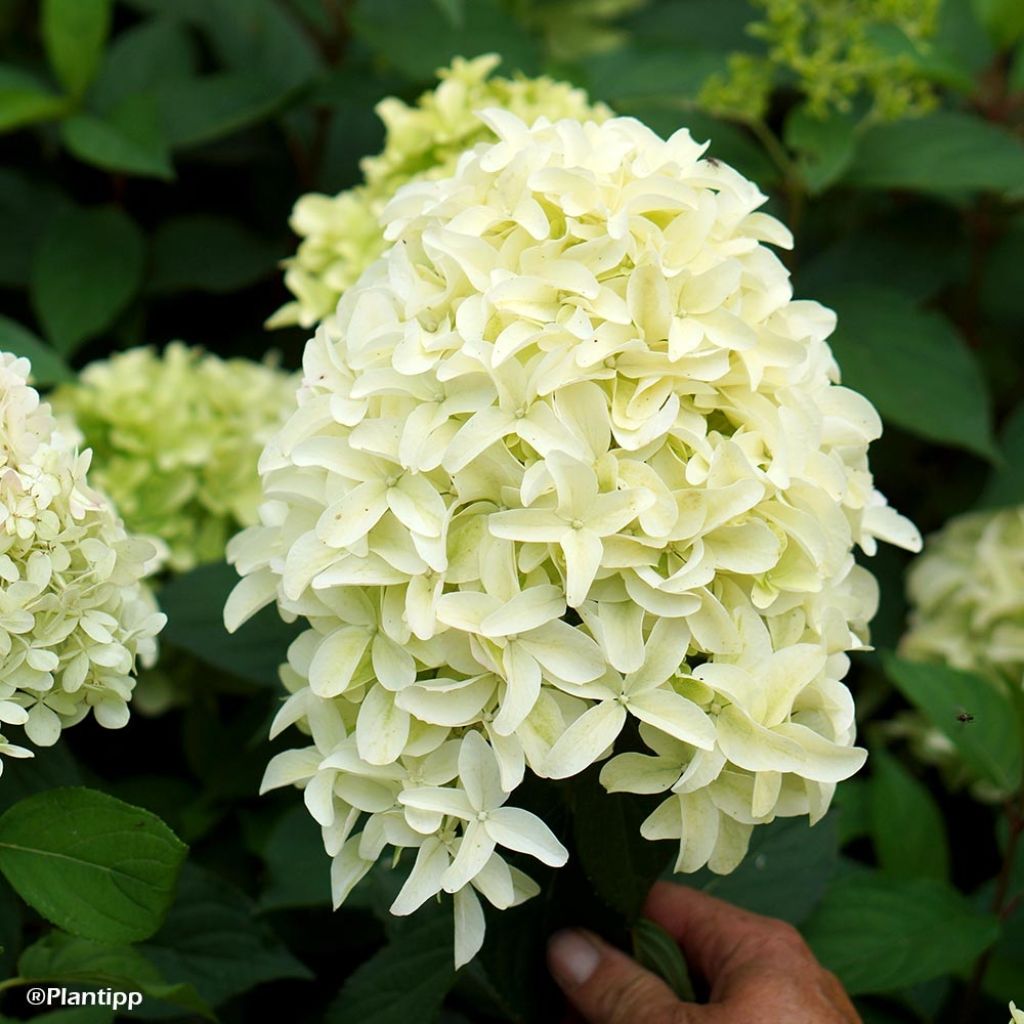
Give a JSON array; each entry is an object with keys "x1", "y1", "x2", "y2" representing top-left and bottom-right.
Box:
[{"x1": 547, "y1": 882, "x2": 861, "y2": 1023}]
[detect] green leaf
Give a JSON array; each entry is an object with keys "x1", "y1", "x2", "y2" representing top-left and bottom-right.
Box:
[
  {"x1": 0, "y1": 317, "x2": 73, "y2": 385},
  {"x1": 978, "y1": 403, "x2": 1024, "y2": 509},
  {"x1": 41, "y1": 0, "x2": 113, "y2": 98},
  {"x1": 351, "y1": 0, "x2": 539, "y2": 81},
  {"x1": 584, "y1": 45, "x2": 729, "y2": 103},
  {"x1": 141, "y1": 863, "x2": 311, "y2": 1007},
  {"x1": 0, "y1": 787, "x2": 187, "y2": 943},
  {"x1": 156, "y1": 72, "x2": 295, "y2": 148},
  {"x1": 802, "y1": 873, "x2": 999, "y2": 994},
  {"x1": 0, "y1": 64, "x2": 69, "y2": 133},
  {"x1": 325, "y1": 912, "x2": 456, "y2": 1024},
  {"x1": 0, "y1": 877, "x2": 20, "y2": 978},
  {"x1": 259, "y1": 806, "x2": 330, "y2": 910},
  {"x1": 784, "y1": 104, "x2": 857, "y2": 194},
  {"x1": 688, "y1": 814, "x2": 839, "y2": 925},
  {"x1": 91, "y1": 17, "x2": 198, "y2": 113},
  {"x1": 16, "y1": 931, "x2": 213, "y2": 1019},
  {"x1": 30, "y1": 205, "x2": 145, "y2": 356},
  {"x1": 159, "y1": 561, "x2": 301, "y2": 687},
  {"x1": 574, "y1": 770, "x2": 669, "y2": 920},
  {"x1": 883, "y1": 653, "x2": 1024, "y2": 793},
  {"x1": 868, "y1": 749, "x2": 949, "y2": 882},
  {"x1": 842, "y1": 111, "x2": 1024, "y2": 194},
  {"x1": 61, "y1": 95, "x2": 173, "y2": 179},
  {"x1": 823, "y1": 284, "x2": 995, "y2": 459},
  {"x1": 972, "y1": 0, "x2": 1024, "y2": 47},
  {"x1": 150, "y1": 215, "x2": 281, "y2": 293},
  {"x1": 833, "y1": 778, "x2": 871, "y2": 846},
  {"x1": 631, "y1": 919, "x2": 695, "y2": 1001}
]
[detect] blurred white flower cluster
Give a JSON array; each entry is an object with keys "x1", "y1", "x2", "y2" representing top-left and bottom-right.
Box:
[
  {"x1": 893, "y1": 505, "x2": 1024, "y2": 799},
  {"x1": 270, "y1": 54, "x2": 609, "y2": 329},
  {"x1": 1010, "y1": 1000, "x2": 1024, "y2": 1024},
  {"x1": 228, "y1": 112, "x2": 919, "y2": 964},
  {"x1": 903, "y1": 506, "x2": 1024, "y2": 689},
  {"x1": 51, "y1": 343, "x2": 296, "y2": 573},
  {"x1": 0, "y1": 352, "x2": 165, "y2": 776}
]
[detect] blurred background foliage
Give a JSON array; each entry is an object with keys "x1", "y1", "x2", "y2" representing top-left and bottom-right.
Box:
[{"x1": 0, "y1": 0, "x2": 1022, "y2": 1022}]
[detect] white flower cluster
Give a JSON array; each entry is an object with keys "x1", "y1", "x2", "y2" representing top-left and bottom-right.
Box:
[
  {"x1": 227, "y1": 113, "x2": 919, "y2": 964},
  {"x1": 0, "y1": 353, "x2": 165, "y2": 776},
  {"x1": 903, "y1": 505, "x2": 1024, "y2": 689}
]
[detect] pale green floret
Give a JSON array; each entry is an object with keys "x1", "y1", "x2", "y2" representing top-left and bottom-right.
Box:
[
  {"x1": 51, "y1": 343, "x2": 296, "y2": 573},
  {"x1": 271, "y1": 54, "x2": 611, "y2": 328},
  {"x1": 0, "y1": 351, "x2": 165, "y2": 776}
]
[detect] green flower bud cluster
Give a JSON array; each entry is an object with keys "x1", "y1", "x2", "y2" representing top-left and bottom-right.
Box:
[
  {"x1": 699, "y1": 0, "x2": 940, "y2": 122},
  {"x1": 51, "y1": 344, "x2": 296, "y2": 573}
]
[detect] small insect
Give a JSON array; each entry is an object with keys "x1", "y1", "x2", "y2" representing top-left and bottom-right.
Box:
[
  {"x1": 956, "y1": 709, "x2": 975, "y2": 724},
  {"x1": 706, "y1": 157, "x2": 721, "y2": 167}
]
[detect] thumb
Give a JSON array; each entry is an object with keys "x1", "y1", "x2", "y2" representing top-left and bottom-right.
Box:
[{"x1": 547, "y1": 928, "x2": 704, "y2": 1024}]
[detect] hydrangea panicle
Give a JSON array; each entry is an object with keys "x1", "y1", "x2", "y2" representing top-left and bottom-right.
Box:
[
  {"x1": 228, "y1": 111, "x2": 919, "y2": 963},
  {"x1": 0, "y1": 352, "x2": 165, "y2": 775},
  {"x1": 51, "y1": 343, "x2": 296, "y2": 572}
]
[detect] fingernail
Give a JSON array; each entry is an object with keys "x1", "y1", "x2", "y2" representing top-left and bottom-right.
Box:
[{"x1": 548, "y1": 929, "x2": 602, "y2": 988}]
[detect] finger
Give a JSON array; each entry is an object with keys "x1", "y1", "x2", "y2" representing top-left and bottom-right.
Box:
[
  {"x1": 547, "y1": 928, "x2": 709, "y2": 1024},
  {"x1": 643, "y1": 883, "x2": 811, "y2": 996}
]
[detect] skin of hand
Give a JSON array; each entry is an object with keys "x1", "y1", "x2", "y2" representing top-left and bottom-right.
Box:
[{"x1": 547, "y1": 882, "x2": 862, "y2": 1024}]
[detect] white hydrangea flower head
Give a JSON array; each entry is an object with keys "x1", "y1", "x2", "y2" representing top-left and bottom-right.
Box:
[
  {"x1": 270, "y1": 54, "x2": 611, "y2": 329},
  {"x1": 0, "y1": 352, "x2": 166, "y2": 777},
  {"x1": 51, "y1": 343, "x2": 296, "y2": 573},
  {"x1": 228, "y1": 111, "x2": 920, "y2": 964},
  {"x1": 903, "y1": 506, "x2": 1024, "y2": 689}
]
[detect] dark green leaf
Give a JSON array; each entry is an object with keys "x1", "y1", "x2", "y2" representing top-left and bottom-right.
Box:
[
  {"x1": 0, "y1": 742, "x2": 82, "y2": 816},
  {"x1": 325, "y1": 912, "x2": 456, "y2": 1024},
  {"x1": 150, "y1": 215, "x2": 281, "y2": 293},
  {"x1": 981, "y1": 215, "x2": 1024, "y2": 322},
  {"x1": 833, "y1": 779, "x2": 871, "y2": 846},
  {"x1": 30, "y1": 205, "x2": 145, "y2": 355},
  {"x1": 574, "y1": 771, "x2": 669, "y2": 920},
  {"x1": 978, "y1": 403, "x2": 1024, "y2": 510},
  {"x1": 156, "y1": 72, "x2": 294, "y2": 148},
  {"x1": 631, "y1": 919, "x2": 695, "y2": 1001},
  {"x1": 259, "y1": 806, "x2": 330, "y2": 910},
  {"x1": 141, "y1": 863, "x2": 310, "y2": 1007},
  {"x1": 585, "y1": 46, "x2": 728, "y2": 103},
  {"x1": 688, "y1": 814, "x2": 839, "y2": 925},
  {"x1": 0, "y1": 317, "x2": 73, "y2": 385},
  {"x1": 0, "y1": 787, "x2": 187, "y2": 943},
  {"x1": 191, "y1": 0, "x2": 324, "y2": 93},
  {"x1": 802, "y1": 873, "x2": 999, "y2": 994},
  {"x1": 61, "y1": 95, "x2": 173, "y2": 179},
  {"x1": 16, "y1": 932, "x2": 213, "y2": 1019},
  {"x1": 159, "y1": 561, "x2": 301, "y2": 687},
  {"x1": 0, "y1": 170, "x2": 71, "y2": 287},
  {"x1": 823, "y1": 285, "x2": 995, "y2": 459},
  {"x1": 784, "y1": 104, "x2": 857, "y2": 194},
  {"x1": 90, "y1": 17, "x2": 197, "y2": 113},
  {"x1": 883, "y1": 653, "x2": 1024, "y2": 793},
  {"x1": 351, "y1": 0, "x2": 539, "y2": 81},
  {"x1": 868, "y1": 749, "x2": 949, "y2": 882},
  {"x1": 41, "y1": 0, "x2": 113, "y2": 98},
  {"x1": 843, "y1": 111, "x2": 1024, "y2": 194}
]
